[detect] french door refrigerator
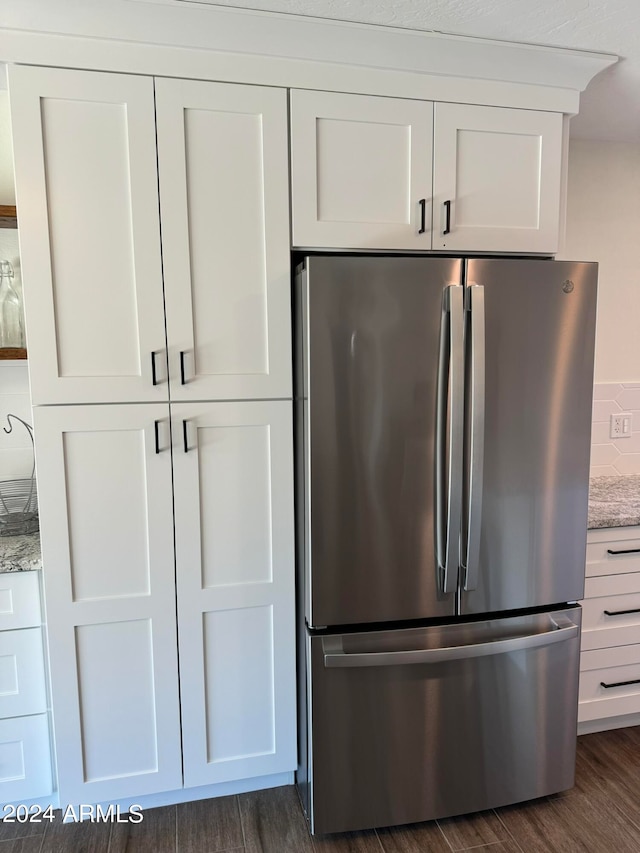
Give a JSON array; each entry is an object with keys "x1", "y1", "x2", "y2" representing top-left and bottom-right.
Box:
[{"x1": 294, "y1": 255, "x2": 598, "y2": 835}]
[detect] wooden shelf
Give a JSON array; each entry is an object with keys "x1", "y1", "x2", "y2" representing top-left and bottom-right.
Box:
[
  {"x1": 0, "y1": 206, "x2": 17, "y2": 229},
  {"x1": 0, "y1": 348, "x2": 27, "y2": 360}
]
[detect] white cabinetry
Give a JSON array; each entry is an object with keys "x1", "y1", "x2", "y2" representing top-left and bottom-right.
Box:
[
  {"x1": 11, "y1": 67, "x2": 291, "y2": 405},
  {"x1": 290, "y1": 90, "x2": 564, "y2": 254},
  {"x1": 579, "y1": 527, "x2": 640, "y2": 731},
  {"x1": 290, "y1": 90, "x2": 433, "y2": 250},
  {"x1": 156, "y1": 78, "x2": 291, "y2": 401},
  {"x1": 34, "y1": 400, "x2": 295, "y2": 803},
  {"x1": 9, "y1": 67, "x2": 167, "y2": 406},
  {"x1": 0, "y1": 572, "x2": 52, "y2": 803},
  {"x1": 34, "y1": 405, "x2": 182, "y2": 803},
  {"x1": 173, "y1": 401, "x2": 295, "y2": 787},
  {"x1": 10, "y1": 64, "x2": 296, "y2": 805},
  {"x1": 432, "y1": 103, "x2": 563, "y2": 254}
]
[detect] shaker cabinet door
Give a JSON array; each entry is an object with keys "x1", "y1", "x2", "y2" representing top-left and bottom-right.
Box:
[
  {"x1": 290, "y1": 89, "x2": 433, "y2": 250},
  {"x1": 432, "y1": 103, "x2": 563, "y2": 253},
  {"x1": 155, "y1": 79, "x2": 292, "y2": 401},
  {"x1": 172, "y1": 400, "x2": 296, "y2": 787},
  {"x1": 8, "y1": 66, "x2": 168, "y2": 405},
  {"x1": 33, "y1": 404, "x2": 182, "y2": 804}
]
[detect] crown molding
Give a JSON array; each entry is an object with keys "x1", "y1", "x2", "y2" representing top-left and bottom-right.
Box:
[{"x1": 0, "y1": 0, "x2": 617, "y2": 103}]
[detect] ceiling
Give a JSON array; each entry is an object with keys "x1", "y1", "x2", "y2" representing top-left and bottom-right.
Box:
[{"x1": 187, "y1": 0, "x2": 638, "y2": 142}]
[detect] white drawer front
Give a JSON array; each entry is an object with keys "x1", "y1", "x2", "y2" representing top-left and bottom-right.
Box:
[
  {"x1": 580, "y1": 643, "x2": 640, "y2": 672},
  {"x1": 0, "y1": 573, "x2": 41, "y2": 631},
  {"x1": 581, "y1": 572, "x2": 640, "y2": 651},
  {"x1": 578, "y1": 644, "x2": 640, "y2": 722},
  {"x1": 0, "y1": 714, "x2": 52, "y2": 803},
  {"x1": 581, "y1": 597, "x2": 640, "y2": 651},
  {"x1": 0, "y1": 629, "x2": 47, "y2": 719},
  {"x1": 584, "y1": 572, "x2": 640, "y2": 599},
  {"x1": 586, "y1": 534, "x2": 640, "y2": 578}
]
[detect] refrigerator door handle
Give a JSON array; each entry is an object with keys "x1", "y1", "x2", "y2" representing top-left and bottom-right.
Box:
[
  {"x1": 323, "y1": 620, "x2": 579, "y2": 668},
  {"x1": 435, "y1": 284, "x2": 465, "y2": 594},
  {"x1": 463, "y1": 284, "x2": 485, "y2": 591}
]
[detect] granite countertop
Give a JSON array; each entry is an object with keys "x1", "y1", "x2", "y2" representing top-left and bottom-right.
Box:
[
  {"x1": 0, "y1": 532, "x2": 42, "y2": 572},
  {"x1": 589, "y1": 475, "x2": 640, "y2": 530}
]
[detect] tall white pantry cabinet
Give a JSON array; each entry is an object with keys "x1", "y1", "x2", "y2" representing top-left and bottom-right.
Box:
[{"x1": 9, "y1": 66, "x2": 296, "y2": 803}]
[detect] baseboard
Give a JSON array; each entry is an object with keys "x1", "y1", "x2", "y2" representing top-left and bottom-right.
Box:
[
  {"x1": 578, "y1": 713, "x2": 640, "y2": 735},
  {"x1": 7, "y1": 771, "x2": 295, "y2": 818},
  {"x1": 102, "y1": 771, "x2": 295, "y2": 814}
]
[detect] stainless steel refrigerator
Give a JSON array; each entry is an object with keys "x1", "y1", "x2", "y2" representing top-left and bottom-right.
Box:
[{"x1": 294, "y1": 255, "x2": 598, "y2": 835}]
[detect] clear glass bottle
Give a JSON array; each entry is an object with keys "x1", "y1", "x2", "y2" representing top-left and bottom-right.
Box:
[{"x1": 0, "y1": 260, "x2": 25, "y2": 348}]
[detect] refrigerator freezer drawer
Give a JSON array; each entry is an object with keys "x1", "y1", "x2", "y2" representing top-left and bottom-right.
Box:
[{"x1": 303, "y1": 606, "x2": 581, "y2": 835}]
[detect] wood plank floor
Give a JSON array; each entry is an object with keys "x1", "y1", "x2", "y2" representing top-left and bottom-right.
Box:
[{"x1": 2, "y1": 727, "x2": 639, "y2": 852}]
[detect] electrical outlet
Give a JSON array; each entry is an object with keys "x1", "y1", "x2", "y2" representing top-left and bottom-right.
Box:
[{"x1": 610, "y1": 412, "x2": 633, "y2": 439}]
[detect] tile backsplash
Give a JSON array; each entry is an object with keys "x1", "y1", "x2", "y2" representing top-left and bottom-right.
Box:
[{"x1": 591, "y1": 383, "x2": 640, "y2": 477}]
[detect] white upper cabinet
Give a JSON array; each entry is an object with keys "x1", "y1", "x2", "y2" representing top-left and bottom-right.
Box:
[
  {"x1": 172, "y1": 400, "x2": 296, "y2": 787},
  {"x1": 432, "y1": 103, "x2": 563, "y2": 254},
  {"x1": 10, "y1": 68, "x2": 292, "y2": 406},
  {"x1": 34, "y1": 404, "x2": 182, "y2": 804},
  {"x1": 156, "y1": 79, "x2": 292, "y2": 401},
  {"x1": 290, "y1": 90, "x2": 434, "y2": 250},
  {"x1": 9, "y1": 66, "x2": 168, "y2": 405}
]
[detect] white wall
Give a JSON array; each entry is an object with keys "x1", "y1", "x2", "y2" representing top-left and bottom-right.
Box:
[
  {"x1": 560, "y1": 139, "x2": 640, "y2": 475},
  {"x1": 0, "y1": 86, "x2": 32, "y2": 480},
  {"x1": 561, "y1": 139, "x2": 640, "y2": 384},
  {"x1": 0, "y1": 88, "x2": 20, "y2": 273},
  {"x1": 0, "y1": 90, "x2": 15, "y2": 204},
  {"x1": 0, "y1": 362, "x2": 34, "y2": 479}
]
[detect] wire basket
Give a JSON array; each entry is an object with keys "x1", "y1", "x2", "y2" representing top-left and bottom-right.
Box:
[
  {"x1": 0, "y1": 415, "x2": 39, "y2": 537},
  {"x1": 0, "y1": 478, "x2": 38, "y2": 536}
]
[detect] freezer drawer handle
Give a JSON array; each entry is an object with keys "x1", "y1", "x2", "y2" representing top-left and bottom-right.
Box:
[
  {"x1": 600, "y1": 678, "x2": 640, "y2": 690},
  {"x1": 607, "y1": 548, "x2": 640, "y2": 555},
  {"x1": 604, "y1": 608, "x2": 640, "y2": 617},
  {"x1": 322, "y1": 622, "x2": 579, "y2": 668}
]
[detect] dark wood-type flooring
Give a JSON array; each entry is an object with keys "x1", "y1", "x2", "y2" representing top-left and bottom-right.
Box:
[{"x1": 2, "y1": 726, "x2": 639, "y2": 852}]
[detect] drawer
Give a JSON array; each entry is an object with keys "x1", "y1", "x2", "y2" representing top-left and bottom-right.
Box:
[
  {"x1": 581, "y1": 575, "x2": 640, "y2": 651},
  {"x1": 586, "y1": 528, "x2": 640, "y2": 578},
  {"x1": 584, "y1": 571, "x2": 640, "y2": 597},
  {"x1": 578, "y1": 644, "x2": 640, "y2": 722},
  {"x1": 0, "y1": 713, "x2": 52, "y2": 803},
  {"x1": 0, "y1": 573, "x2": 41, "y2": 631},
  {"x1": 0, "y1": 628, "x2": 47, "y2": 719}
]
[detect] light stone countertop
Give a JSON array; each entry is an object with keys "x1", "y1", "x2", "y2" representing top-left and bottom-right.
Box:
[
  {"x1": 0, "y1": 532, "x2": 42, "y2": 572},
  {"x1": 588, "y1": 475, "x2": 640, "y2": 530}
]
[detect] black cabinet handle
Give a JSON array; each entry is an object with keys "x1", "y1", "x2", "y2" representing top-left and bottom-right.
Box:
[
  {"x1": 154, "y1": 420, "x2": 160, "y2": 454},
  {"x1": 443, "y1": 200, "x2": 451, "y2": 235},
  {"x1": 601, "y1": 678, "x2": 640, "y2": 690},
  {"x1": 604, "y1": 608, "x2": 640, "y2": 617},
  {"x1": 180, "y1": 351, "x2": 187, "y2": 385},
  {"x1": 418, "y1": 198, "x2": 426, "y2": 234},
  {"x1": 607, "y1": 548, "x2": 640, "y2": 555},
  {"x1": 183, "y1": 419, "x2": 189, "y2": 453},
  {"x1": 151, "y1": 351, "x2": 158, "y2": 386}
]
